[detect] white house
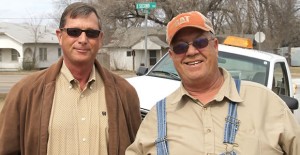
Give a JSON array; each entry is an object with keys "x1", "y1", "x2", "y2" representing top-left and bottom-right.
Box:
[
  {"x1": 0, "y1": 22, "x2": 60, "y2": 71},
  {"x1": 101, "y1": 27, "x2": 169, "y2": 71}
]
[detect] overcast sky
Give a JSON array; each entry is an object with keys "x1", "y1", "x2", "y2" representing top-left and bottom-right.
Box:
[{"x1": 0, "y1": 0, "x2": 55, "y2": 24}]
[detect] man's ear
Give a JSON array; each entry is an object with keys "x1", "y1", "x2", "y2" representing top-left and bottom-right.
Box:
[
  {"x1": 99, "y1": 31, "x2": 104, "y2": 39},
  {"x1": 213, "y1": 38, "x2": 219, "y2": 52},
  {"x1": 56, "y1": 29, "x2": 63, "y2": 45},
  {"x1": 168, "y1": 49, "x2": 174, "y2": 58}
]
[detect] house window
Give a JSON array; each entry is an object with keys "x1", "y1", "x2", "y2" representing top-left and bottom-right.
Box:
[
  {"x1": 58, "y1": 48, "x2": 62, "y2": 57},
  {"x1": 127, "y1": 51, "x2": 132, "y2": 57},
  {"x1": 11, "y1": 49, "x2": 19, "y2": 61},
  {"x1": 39, "y1": 48, "x2": 47, "y2": 61},
  {"x1": 149, "y1": 50, "x2": 157, "y2": 66}
]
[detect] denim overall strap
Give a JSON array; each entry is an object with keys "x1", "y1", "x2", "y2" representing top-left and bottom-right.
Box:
[
  {"x1": 221, "y1": 79, "x2": 241, "y2": 155},
  {"x1": 155, "y1": 98, "x2": 169, "y2": 155}
]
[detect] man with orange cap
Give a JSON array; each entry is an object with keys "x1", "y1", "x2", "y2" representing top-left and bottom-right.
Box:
[{"x1": 126, "y1": 11, "x2": 300, "y2": 155}]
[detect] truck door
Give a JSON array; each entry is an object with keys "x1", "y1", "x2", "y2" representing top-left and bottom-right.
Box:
[{"x1": 272, "y1": 62, "x2": 291, "y2": 96}]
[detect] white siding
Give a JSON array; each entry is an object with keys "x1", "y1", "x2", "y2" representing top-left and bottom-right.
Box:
[
  {"x1": 291, "y1": 47, "x2": 300, "y2": 66},
  {"x1": 133, "y1": 50, "x2": 147, "y2": 71},
  {"x1": 102, "y1": 37, "x2": 167, "y2": 72},
  {"x1": 32, "y1": 44, "x2": 61, "y2": 68},
  {"x1": 0, "y1": 34, "x2": 23, "y2": 58},
  {"x1": 0, "y1": 49, "x2": 19, "y2": 70},
  {"x1": 0, "y1": 23, "x2": 60, "y2": 70},
  {"x1": 0, "y1": 39, "x2": 60, "y2": 70},
  {"x1": 109, "y1": 48, "x2": 133, "y2": 70}
]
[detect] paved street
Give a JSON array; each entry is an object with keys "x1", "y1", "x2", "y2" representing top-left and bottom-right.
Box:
[
  {"x1": 0, "y1": 71, "x2": 136, "y2": 112},
  {"x1": 0, "y1": 73, "x2": 31, "y2": 111},
  {"x1": 0, "y1": 74, "x2": 29, "y2": 94},
  {"x1": 0, "y1": 71, "x2": 136, "y2": 94}
]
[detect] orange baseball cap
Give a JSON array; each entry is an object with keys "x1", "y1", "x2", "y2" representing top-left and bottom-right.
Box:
[{"x1": 166, "y1": 11, "x2": 215, "y2": 45}]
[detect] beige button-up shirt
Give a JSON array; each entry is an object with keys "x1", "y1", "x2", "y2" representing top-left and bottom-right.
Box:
[
  {"x1": 47, "y1": 62, "x2": 108, "y2": 155},
  {"x1": 126, "y1": 68, "x2": 300, "y2": 155}
]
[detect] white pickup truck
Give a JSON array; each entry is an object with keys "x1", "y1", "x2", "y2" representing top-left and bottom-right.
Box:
[{"x1": 127, "y1": 43, "x2": 299, "y2": 122}]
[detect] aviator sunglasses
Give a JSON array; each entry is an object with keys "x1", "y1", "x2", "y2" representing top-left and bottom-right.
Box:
[
  {"x1": 60, "y1": 28, "x2": 101, "y2": 38},
  {"x1": 171, "y1": 37, "x2": 214, "y2": 54}
]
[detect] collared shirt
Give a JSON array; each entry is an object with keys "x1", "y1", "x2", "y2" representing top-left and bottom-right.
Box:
[
  {"x1": 47, "y1": 62, "x2": 108, "y2": 155},
  {"x1": 126, "y1": 68, "x2": 300, "y2": 155}
]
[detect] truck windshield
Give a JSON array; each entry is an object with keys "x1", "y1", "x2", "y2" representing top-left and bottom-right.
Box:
[
  {"x1": 218, "y1": 51, "x2": 270, "y2": 86},
  {"x1": 147, "y1": 53, "x2": 180, "y2": 81},
  {"x1": 148, "y1": 51, "x2": 270, "y2": 86}
]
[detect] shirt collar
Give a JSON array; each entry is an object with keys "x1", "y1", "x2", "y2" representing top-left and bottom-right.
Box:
[
  {"x1": 169, "y1": 83, "x2": 189, "y2": 104},
  {"x1": 169, "y1": 67, "x2": 243, "y2": 107},
  {"x1": 61, "y1": 62, "x2": 75, "y2": 83},
  {"x1": 60, "y1": 61, "x2": 96, "y2": 89},
  {"x1": 215, "y1": 68, "x2": 243, "y2": 103}
]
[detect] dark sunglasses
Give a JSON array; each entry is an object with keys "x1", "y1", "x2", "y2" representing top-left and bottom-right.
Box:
[
  {"x1": 60, "y1": 28, "x2": 101, "y2": 38},
  {"x1": 171, "y1": 37, "x2": 214, "y2": 54}
]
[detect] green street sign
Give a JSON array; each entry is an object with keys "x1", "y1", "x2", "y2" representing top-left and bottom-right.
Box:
[{"x1": 136, "y1": 2, "x2": 157, "y2": 9}]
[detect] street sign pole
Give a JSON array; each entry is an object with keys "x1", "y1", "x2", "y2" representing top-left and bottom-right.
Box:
[
  {"x1": 258, "y1": 34, "x2": 261, "y2": 51},
  {"x1": 144, "y1": 11, "x2": 148, "y2": 67},
  {"x1": 136, "y1": 2, "x2": 156, "y2": 68},
  {"x1": 255, "y1": 32, "x2": 265, "y2": 51}
]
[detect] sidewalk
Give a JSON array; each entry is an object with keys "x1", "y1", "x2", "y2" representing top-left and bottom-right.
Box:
[{"x1": 112, "y1": 70, "x2": 137, "y2": 78}]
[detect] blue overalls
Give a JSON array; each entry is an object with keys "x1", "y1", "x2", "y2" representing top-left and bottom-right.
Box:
[{"x1": 155, "y1": 79, "x2": 241, "y2": 155}]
